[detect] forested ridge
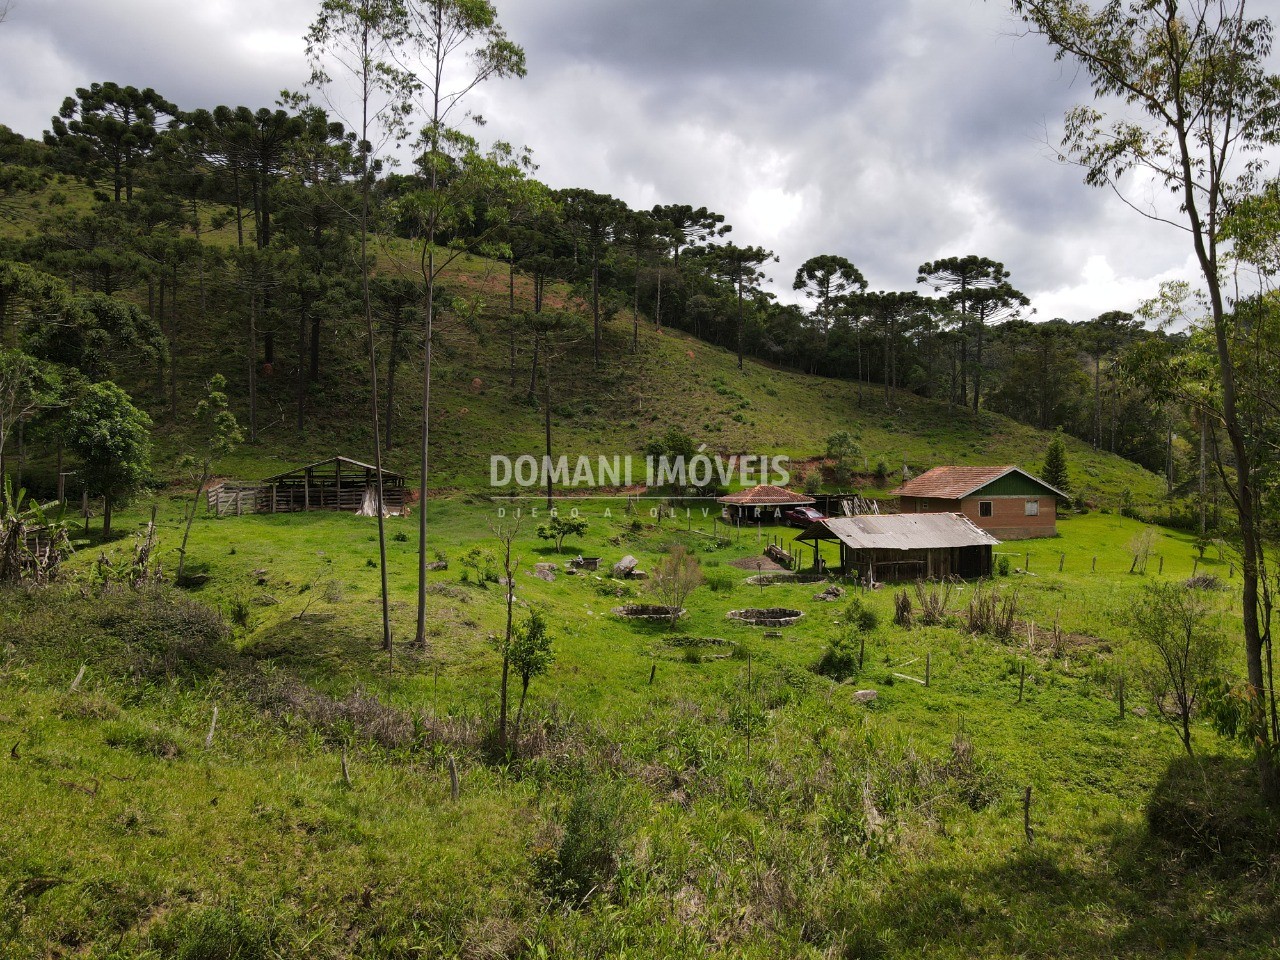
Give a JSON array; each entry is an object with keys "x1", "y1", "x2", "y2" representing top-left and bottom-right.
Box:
[{"x1": 0, "y1": 79, "x2": 1203, "y2": 492}]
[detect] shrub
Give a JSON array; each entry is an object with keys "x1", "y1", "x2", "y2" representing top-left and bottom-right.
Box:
[
  {"x1": 535, "y1": 777, "x2": 631, "y2": 902},
  {"x1": 815, "y1": 630, "x2": 862, "y2": 682},
  {"x1": 843, "y1": 596, "x2": 879, "y2": 633},
  {"x1": 704, "y1": 569, "x2": 736, "y2": 593},
  {"x1": 997, "y1": 555, "x2": 1011, "y2": 576}
]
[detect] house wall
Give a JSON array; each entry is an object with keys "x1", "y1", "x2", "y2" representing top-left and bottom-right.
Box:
[
  {"x1": 898, "y1": 494, "x2": 1056, "y2": 539},
  {"x1": 958, "y1": 495, "x2": 1055, "y2": 540}
]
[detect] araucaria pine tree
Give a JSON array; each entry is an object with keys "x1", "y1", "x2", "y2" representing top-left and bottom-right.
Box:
[{"x1": 1042, "y1": 428, "x2": 1070, "y2": 493}]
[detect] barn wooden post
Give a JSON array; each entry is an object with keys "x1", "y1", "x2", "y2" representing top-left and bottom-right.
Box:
[
  {"x1": 304, "y1": 468, "x2": 310, "y2": 511},
  {"x1": 335, "y1": 460, "x2": 342, "y2": 511},
  {"x1": 271, "y1": 483, "x2": 277, "y2": 514}
]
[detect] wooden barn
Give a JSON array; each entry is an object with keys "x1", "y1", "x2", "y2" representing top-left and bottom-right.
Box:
[
  {"x1": 795, "y1": 513, "x2": 998, "y2": 582},
  {"x1": 891, "y1": 465, "x2": 1065, "y2": 540},
  {"x1": 717, "y1": 484, "x2": 815, "y2": 523},
  {"x1": 207, "y1": 457, "x2": 408, "y2": 516}
]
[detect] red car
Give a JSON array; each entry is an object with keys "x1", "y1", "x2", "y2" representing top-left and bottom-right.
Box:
[{"x1": 785, "y1": 506, "x2": 826, "y2": 528}]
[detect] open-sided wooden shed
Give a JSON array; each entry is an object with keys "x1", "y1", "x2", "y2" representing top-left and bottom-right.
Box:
[
  {"x1": 207, "y1": 457, "x2": 408, "y2": 515},
  {"x1": 795, "y1": 513, "x2": 999, "y2": 582},
  {"x1": 716, "y1": 484, "x2": 815, "y2": 523}
]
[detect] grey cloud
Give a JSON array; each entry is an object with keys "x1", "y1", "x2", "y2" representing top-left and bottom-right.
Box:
[{"x1": 2, "y1": 0, "x2": 1267, "y2": 321}]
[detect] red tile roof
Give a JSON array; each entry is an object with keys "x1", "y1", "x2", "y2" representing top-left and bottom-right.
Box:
[
  {"x1": 716, "y1": 484, "x2": 815, "y2": 506},
  {"x1": 890, "y1": 465, "x2": 1018, "y2": 500}
]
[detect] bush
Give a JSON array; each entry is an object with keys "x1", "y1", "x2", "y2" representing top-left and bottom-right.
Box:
[
  {"x1": 843, "y1": 596, "x2": 879, "y2": 633},
  {"x1": 815, "y1": 631, "x2": 862, "y2": 682},
  {"x1": 535, "y1": 777, "x2": 631, "y2": 902},
  {"x1": 997, "y1": 555, "x2": 1011, "y2": 576},
  {"x1": 704, "y1": 569, "x2": 736, "y2": 593}
]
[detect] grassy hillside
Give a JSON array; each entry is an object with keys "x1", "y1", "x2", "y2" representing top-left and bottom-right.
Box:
[
  {"x1": 3, "y1": 499, "x2": 1276, "y2": 957},
  {"x1": 194, "y1": 247, "x2": 1165, "y2": 503},
  {"x1": 6, "y1": 170, "x2": 1165, "y2": 506}
]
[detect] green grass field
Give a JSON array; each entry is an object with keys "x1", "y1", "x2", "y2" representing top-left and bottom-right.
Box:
[{"x1": 3, "y1": 496, "x2": 1275, "y2": 958}]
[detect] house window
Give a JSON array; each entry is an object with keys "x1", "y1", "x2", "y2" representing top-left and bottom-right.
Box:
[
  {"x1": 979, "y1": 501, "x2": 993, "y2": 518},
  {"x1": 1025, "y1": 499, "x2": 1039, "y2": 517}
]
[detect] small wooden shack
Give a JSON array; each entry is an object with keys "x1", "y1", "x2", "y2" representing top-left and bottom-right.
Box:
[
  {"x1": 717, "y1": 484, "x2": 815, "y2": 523},
  {"x1": 795, "y1": 513, "x2": 998, "y2": 582},
  {"x1": 207, "y1": 457, "x2": 408, "y2": 516}
]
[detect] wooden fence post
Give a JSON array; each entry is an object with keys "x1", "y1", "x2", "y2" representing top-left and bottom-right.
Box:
[
  {"x1": 1058, "y1": 553, "x2": 1065, "y2": 573},
  {"x1": 925, "y1": 652, "x2": 931, "y2": 687},
  {"x1": 448, "y1": 755, "x2": 460, "y2": 800},
  {"x1": 205, "y1": 706, "x2": 219, "y2": 749},
  {"x1": 1023, "y1": 786, "x2": 1034, "y2": 844}
]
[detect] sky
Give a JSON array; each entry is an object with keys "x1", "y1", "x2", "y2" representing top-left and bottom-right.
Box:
[{"x1": 2, "y1": 0, "x2": 1277, "y2": 321}]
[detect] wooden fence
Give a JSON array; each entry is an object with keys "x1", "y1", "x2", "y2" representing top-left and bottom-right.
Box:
[{"x1": 206, "y1": 482, "x2": 405, "y2": 516}]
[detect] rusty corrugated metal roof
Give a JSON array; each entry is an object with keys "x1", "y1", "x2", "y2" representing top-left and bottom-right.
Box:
[
  {"x1": 262, "y1": 456, "x2": 406, "y2": 484},
  {"x1": 716, "y1": 484, "x2": 815, "y2": 506},
  {"x1": 798, "y1": 513, "x2": 1000, "y2": 550}
]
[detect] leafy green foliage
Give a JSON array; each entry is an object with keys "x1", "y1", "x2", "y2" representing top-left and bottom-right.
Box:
[
  {"x1": 62, "y1": 380, "x2": 151, "y2": 536},
  {"x1": 1042, "y1": 428, "x2": 1070, "y2": 493},
  {"x1": 824, "y1": 430, "x2": 861, "y2": 486},
  {"x1": 843, "y1": 595, "x2": 879, "y2": 633},
  {"x1": 536, "y1": 776, "x2": 630, "y2": 903},
  {"x1": 815, "y1": 630, "x2": 862, "y2": 682},
  {"x1": 537, "y1": 513, "x2": 588, "y2": 553}
]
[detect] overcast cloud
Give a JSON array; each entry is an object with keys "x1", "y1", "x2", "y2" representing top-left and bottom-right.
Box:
[{"x1": 3, "y1": 0, "x2": 1277, "y2": 320}]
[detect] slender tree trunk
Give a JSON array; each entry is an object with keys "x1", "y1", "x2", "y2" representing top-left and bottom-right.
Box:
[
  {"x1": 1173, "y1": 110, "x2": 1278, "y2": 800},
  {"x1": 309, "y1": 313, "x2": 321, "y2": 382},
  {"x1": 592, "y1": 259, "x2": 600, "y2": 366},
  {"x1": 545, "y1": 373, "x2": 553, "y2": 510},
  {"x1": 515, "y1": 677, "x2": 530, "y2": 731},
  {"x1": 247, "y1": 289, "x2": 258, "y2": 443},
  {"x1": 1093, "y1": 353, "x2": 1102, "y2": 449},
  {"x1": 508, "y1": 259, "x2": 517, "y2": 387},
  {"x1": 384, "y1": 322, "x2": 400, "y2": 453},
  {"x1": 168, "y1": 277, "x2": 179, "y2": 421},
  {"x1": 632, "y1": 257, "x2": 640, "y2": 354},
  {"x1": 415, "y1": 245, "x2": 435, "y2": 648},
  {"x1": 973, "y1": 308, "x2": 985, "y2": 413},
  {"x1": 655, "y1": 267, "x2": 663, "y2": 331},
  {"x1": 528, "y1": 333, "x2": 541, "y2": 399},
  {"x1": 736, "y1": 277, "x2": 744, "y2": 370},
  {"x1": 177, "y1": 466, "x2": 211, "y2": 582},
  {"x1": 296, "y1": 297, "x2": 308, "y2": 431},
  {"x1": 1199, "y1": 415, "x2": 1207, "y2": 537},
  {"x1": 355, "y1": 14, "x2": 393, "y2": 657}
]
